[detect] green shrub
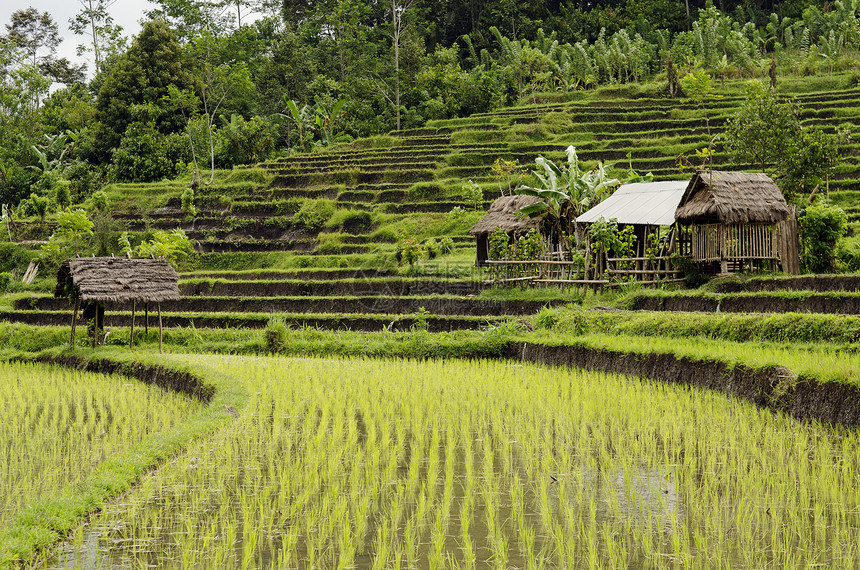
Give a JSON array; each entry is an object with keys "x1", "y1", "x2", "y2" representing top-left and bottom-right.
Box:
[
  {"x1": 836, "y1": 237, "x2": 860, "y2": 272},
  {"x1": 265, "y1": 318, "x2": 289, "y2": 353},
  {"x1": 534, "y1": 306, "x2": 560, "y2": 329},
  {"x1": 292, "y1": 199, "x2": 335, "y2": 231},
  {"x1": 0, "y1": 243, "x2": 34, "y2": 274},
  {"x1": 515, "y1": 229, "x2": 545, "y2": 261},
  {"x1": 52, "y1": 179, "x2": 71, "y2": 210},
  {"x1": 461, "y1": 180, "x2": 483, "y2": 211},
  {"x1": 136, "y1": 229, "x2": 196, "y2": 269},
  {"x1": 800, "y1": 204, "x2": 847, "y2": 273},
  {"x1": 27, "y1": 193, "x2": 50, "y2": 221},
  {"x1": 489, "y1": 227, "x2": 510, "y2": 260},
  {"x1": 0, "y1": 272, "x2": 11, "y2": 293},
  {"x1": 396, "y1": 237, "x2": 422, "y2": 266},
  {"x1": 424, "y1": 238, "x2": 438, "y2": 259},
  {"x1": 90, "y1": 190, "x2": 109, "y2": 212},
  {"x1": 181, "y1": 187, "x2": 197, "y2": 217},
  {"x1": 438, "y1": 236, "x2": 455, "y2": 254}
]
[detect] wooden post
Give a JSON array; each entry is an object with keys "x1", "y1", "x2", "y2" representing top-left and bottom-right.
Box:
[
  {"x1": 145, "y1": 303, "x2": 149, "y2": 334},
  {"x1": 69, "y1": 298, "x2": 80, "y2": 348},
  {"x1": 92, "y1": 304, "x2": 98, "y2": 349},
  {"x1": 129, "y1": 300, "x2": 135, "y2": 348},
  {"x1": 157, "y1": 302, "x2": 163, "y2": 354}
]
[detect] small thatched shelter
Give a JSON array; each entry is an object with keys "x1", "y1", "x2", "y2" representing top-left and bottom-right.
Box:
[
  {"x1": 470, "y1": 195, "x2": 544, "y2": 265},
  {"x1": 55, "y1": 257, "x2": 180, "y2": 351},
  {"x1": 675, "y1": 170, "x2": 799, "y2": 274}
]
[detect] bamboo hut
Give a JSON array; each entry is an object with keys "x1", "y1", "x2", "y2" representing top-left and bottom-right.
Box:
[
  {"x1": 470, "y1": 195, "x2": 544, "y2": 265},
  {"x1": 55, "y1": 257, "x2": 181, "y2": 352},
  {"x1": 575, "y1": 180, "x2": 689, "y2": 281},
  {"x1": 674, "y1": 170, "x2": 800, "y2": 274}
]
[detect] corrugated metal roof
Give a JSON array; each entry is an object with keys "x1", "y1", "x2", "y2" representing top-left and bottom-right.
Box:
[{"x1": 576, "y1": 180, "x2": 689, "y2": 226}]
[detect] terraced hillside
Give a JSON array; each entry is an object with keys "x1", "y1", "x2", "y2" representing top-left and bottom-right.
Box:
[
  {"x1": 86, "y1": 81, "x2": 860, "y2": 260},
  {"x1": 9, "y1": 79, "x2": 860, "y2": 333}
]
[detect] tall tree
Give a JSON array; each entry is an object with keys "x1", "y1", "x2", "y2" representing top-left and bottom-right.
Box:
[
  {"x1": 93, "y1": 20, "x2": 191, "y2": 160},
  {"x1": 389, "y1": 0, "x2": 416, "y2": 131},
  {"x1": 69, "y1": 0, "x2": 126, "y2": 76},
  {"x1": 0, "y1": 37, "x2": 51, "y2": 204},
  {"x1": 146, "y1": 0, "x2": 235, "y2": 42},
  {"x1": 5, "y1": 8, "x2": 60, "y2": 68}
]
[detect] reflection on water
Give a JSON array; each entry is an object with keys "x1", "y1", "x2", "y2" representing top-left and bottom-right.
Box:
[{"x1": 48, "y1": 459, "x2": 683, "y2": 570}]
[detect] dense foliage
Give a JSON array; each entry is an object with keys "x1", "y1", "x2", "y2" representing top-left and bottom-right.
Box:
[{"x1": 1, "y1": 0, "x2": 859, "y2": 206}]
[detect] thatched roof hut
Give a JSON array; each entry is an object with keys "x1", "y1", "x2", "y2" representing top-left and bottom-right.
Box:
[
  {"x1": 673, "y1": 171, "x2": 798, "y2": 275},
  {"x1": 469, "y1": 195, "x2": 543, "y2": 236},
  {"x1": 470, "y1": 195, "x2": 545, "y2": 265},
  {"x1": 55, "y1": 257, "x2": 180, "y2": 351},
  {"x1": 55, "y1": 257, "x2": 180, "y2": 302},
  {"x1": 675, "y1": 170, "x2": 789, "y2": 225}
]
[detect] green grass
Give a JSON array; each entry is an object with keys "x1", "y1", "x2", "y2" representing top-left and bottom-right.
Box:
[
  {"x1": 40, "y1": 355, "x2": 860, "y2": 568},
  {"x1": 0, "y1": 351, "x2": 234, "y2": 568}
]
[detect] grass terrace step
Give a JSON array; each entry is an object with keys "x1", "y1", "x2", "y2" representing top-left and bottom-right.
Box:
[
  {"x1": 180, "y1": 269, "x2": 398, "y2": 280},
  {"x1": 708, "y1": 274, "x2": 860, "y2": 293},
  {"x1": 196, "y1": 239, "x2": 317, "y2": 253},
  {"x1": 20, "y1": 295, "x2": 556, "y2": 316},
  {"x1": 624, "y1": 289, "x2": 860, "y2": 315},
  {"x1": 0, "y1": 310, "x2": 504, "y2": 333},
  {"x1": 179, "y1": 278, "x2": 484, "y2": 297},
  {"x1": 266, "y1": 159, "x2": 441, "y2": 174}
]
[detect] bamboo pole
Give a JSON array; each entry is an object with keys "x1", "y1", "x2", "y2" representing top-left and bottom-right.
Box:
[
  {"x1": 69, "y1": 298, "x2": 80, "y2": 348},
  {"x1": 92, "y1": 304, "x2": 98, "y2": 349},
  {"x1": 129, "y1": 300, "x2": 135, "y2": 348},
  {"x1": 157, "y1": 302, "x2": 163, "y2": 354},
  {"x1": 145, "y1": 303, "x2": 149, "y2": 334}
]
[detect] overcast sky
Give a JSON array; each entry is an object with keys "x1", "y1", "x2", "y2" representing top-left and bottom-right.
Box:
[{"x1": 2, "y1": 0, "x2": 157, "y2": 77}]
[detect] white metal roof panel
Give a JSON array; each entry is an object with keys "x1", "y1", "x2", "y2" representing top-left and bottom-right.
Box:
[{"x1": 576, "y1": 180, "x2": 689, "y2": 226}]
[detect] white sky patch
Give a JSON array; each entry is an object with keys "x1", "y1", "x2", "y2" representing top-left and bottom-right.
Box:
[{"x1": 2, "y1": 0, "x2": 157, "y2": 78}]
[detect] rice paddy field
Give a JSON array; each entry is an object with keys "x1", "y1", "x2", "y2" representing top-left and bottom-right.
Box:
[
  {"x1": 0, "y1": 362, "x2": 205, "y2": 530},
  {"x1": 39, "y1": 356, "x2": 860, "y2": 569}
]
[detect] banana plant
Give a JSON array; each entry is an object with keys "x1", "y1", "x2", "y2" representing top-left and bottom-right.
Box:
[
  {"x1": 311, "y1": 98, "x2": 347, "y2": 145},
  {"x1": 283, "y1": 98, "x2": 316, "y2": 152},
  {"x1": 515, "y1": 146, "x2": 623, "y2": 246}
]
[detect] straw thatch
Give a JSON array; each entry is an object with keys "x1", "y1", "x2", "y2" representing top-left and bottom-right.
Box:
[
  {"x1": 55, "y1": 257, "x2": 180, "y2": 303},
  {"x1": 675, "y1": 170, "x2": 789, "y2": 224},
  {"x1": 470, "y1": 195, "x2": 544, "y2": 236}
]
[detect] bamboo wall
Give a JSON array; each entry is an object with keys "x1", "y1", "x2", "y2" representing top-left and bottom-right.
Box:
[{"x1": 686, "y1": 220, "x2": 800, "y2": 274}]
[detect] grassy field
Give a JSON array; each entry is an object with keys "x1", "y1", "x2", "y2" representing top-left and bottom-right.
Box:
[
  {"x1": 0, "y1": 362, "x2": 204, "y2": 531},
  {"x1": 40, "y1": 355, "x2": 860, "y2": 569},
  {"x1": 3, "y1": 73, "x2": 860, "y2": 567}
]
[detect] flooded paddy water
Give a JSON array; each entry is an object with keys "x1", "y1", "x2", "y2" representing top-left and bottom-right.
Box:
[{"x1": 48, "y1": 356, "x2": 860, "y2": 568}]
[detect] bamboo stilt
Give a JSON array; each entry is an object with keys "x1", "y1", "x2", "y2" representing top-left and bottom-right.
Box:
[
  {"x1": 129, "y1": 300, "x2": 135, "y2": 348},
  {"x1": 92, "y1": 304, "x2": 98, "y2": 349},
  {"x1": 69, "y1": 298, "x2": 80, "y2": 348},
  {"x1": 145, "y1": 303, "x2": 149, "y2": 334},
  {"x1": 157, "y1": 302, "x2": 163, "y2": 354}
]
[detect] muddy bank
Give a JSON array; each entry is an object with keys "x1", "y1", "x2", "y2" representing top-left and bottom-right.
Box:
[
  {"x1": 28, "y1": 355, "x2": 215, "y2": 402},
  {"x1": 509, "y1": 342, "x2": 860, "y2": 429},
  {"x1": 629, "y1": 293, "x2": 860, "y2": 315},
  {"x1": 21, "y1": 296, "x2": 552, "y2": 316},
  {"x1": 0, "y1": 311, "x2": 501, "y2": 333},
  {"x1": 712, "y1": 275, "x2": 860, "y2": 293}
]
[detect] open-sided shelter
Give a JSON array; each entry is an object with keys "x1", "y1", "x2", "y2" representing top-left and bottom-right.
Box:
[
  {"x1": 55, "y1": 257, "x2": 181, "y2": 351},
  {"x1": 674, "y1": 170, "x2": 800, "y2": 274},
  {"x1": 576, "y1": 179, "x2": 688, "y2": 252},
  {"x1": 470, "y1": 195, "x2": 544, "y2": 265}
]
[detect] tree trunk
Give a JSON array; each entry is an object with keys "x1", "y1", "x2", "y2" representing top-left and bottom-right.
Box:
[{"x1": 393, "y1": 0, "x2": 401, "y2": 131}]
